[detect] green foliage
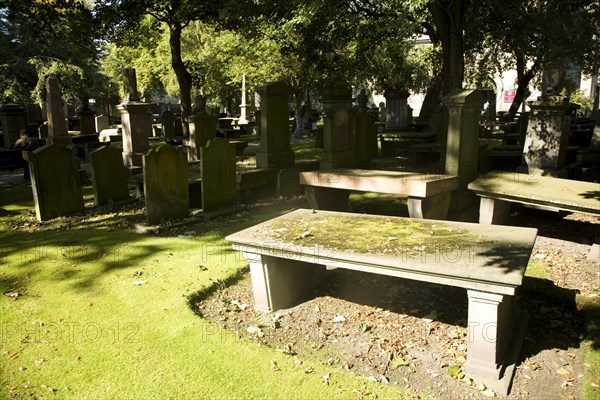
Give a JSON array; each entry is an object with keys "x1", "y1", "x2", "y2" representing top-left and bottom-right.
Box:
[
  {"x1": 0, "y1": 0, "x2": 106, "y2": 106},
  {"x1": 567, "y1": 89, "x2": 594, "y2": 114}
]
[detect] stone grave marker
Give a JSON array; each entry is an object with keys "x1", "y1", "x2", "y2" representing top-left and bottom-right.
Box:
[
  {"x1": 201, "y1": 138, "x2": 236, "y2": 211},
  {"x1": 45, "y1": 75, "x2": 72, "y2": 146},
  {"x1": 143, "y1": 144, "x2": 189, "y2": 225},
  {"x1": 77, "y1": 104, "x2": 96, "y2": 135},
  {"x1": 522, "y1": 95, "x2": 572, "y2": 177},
  {"x1": 384, "y1": 84, "x2": 410, "y2": 130},
  {"x1": 89, "y1": 145, "x2": 130, "y2": 206},
  {"x1": 255, "y1": 82, "x2": 295, "y2": 169},
  {"x1": 443, "y1": 89, "x2": 486, "y2": 219},
  {"x1": 116, "y1": 68, "x2": 151, "y2": 173},
  {"x1": 161, "y1": 110, "x2": 175, "y2": 139},
  {"x1": 321, "y1": 78, "x2": 355, "y2": 169},
  {"x1": 95, "y1": 114, "x2": 110, "y2": 133},
  {"x1": 354, "y1": 89, "x2": 376, "y2": 165},
  {"x1": 23, "y1": 144, "x2": 84, "y2": 221},
  {"x1": 186, "y1": 95, "x2": 216, "y2": 161}
]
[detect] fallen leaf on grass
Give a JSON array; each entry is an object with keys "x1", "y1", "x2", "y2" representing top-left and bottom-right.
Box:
[
  {"x1": 270, "y1": 360, "x2": 280, "y2": 372},
  {"x1": 40, "y1": 385, "x2": 54, "y2": 392},
  {"x1": 322, "y1": 373, "x2": 330, "y2": 385},
  {"x1": 590, "y1": 381, "x2": 599, "y2": 389},
  {"x1": 34, "y1": 358, "x2": 44, "y2": 366}
]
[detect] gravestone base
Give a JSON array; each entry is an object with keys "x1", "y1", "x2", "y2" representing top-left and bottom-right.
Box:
[{"x1": 256, "y1": 151, "x2": 295, "y2": 170}]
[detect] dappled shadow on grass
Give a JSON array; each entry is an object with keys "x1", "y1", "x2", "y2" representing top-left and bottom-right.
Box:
[{"x1": 0, "y1": 227, "x2": 166, "y2": 293}]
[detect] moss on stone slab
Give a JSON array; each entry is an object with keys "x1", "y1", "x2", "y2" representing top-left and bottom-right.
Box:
[{"x1": 263, "y1": 214, "x2": 480, "y2": 257}]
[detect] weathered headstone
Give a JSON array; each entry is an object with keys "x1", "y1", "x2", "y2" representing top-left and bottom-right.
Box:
[
  {"x1": 161, "y1": 110, "x2": 175, "y2": 139},
  {"x1": 143, "y1": 144, "x2": 189, "y2": 225},
  {"x1": 186, "y1": 95, "x2": 216, "y2": 161},
  {"x1": 116, "y1": 68, "x2": 151, "y2": 173},
  {"x1": 45, "y1": 75, "x2": 71, "y2": 146},
  {"x1": 77, "y1": 105, "x2": 96, "y2": 135},
  {"x1": 201, "y1": 138, "x2": 236, "y2": 211},
  {"x1": 0, "y1": 103, "x2": 27, "y2": 148},
  {"x1": 23, "y1": 144, "x2": 84, "y2": 221},
  {"x1": 321, "y1": 78, "x2": 355, "y2": 169},
  {"x1": 353, "y1": 89, "x2": 376, "y2": 165},
  {"x1": 255, "y1": 82, "x2": 295, "y2": 169},
  {"x1": 443, "y1": 89, "x2": 486, "y2": 220},
  {"x1": 89, "y1": 146, "x2": 130, "y2": 206},
  {"x1": 521, "y1": 95, "x2": 573, "y2": 177},
  {"x1": 95, "y1": 114, "x2": 110, "y2": 133},
  {"x1": 384, "y1": 85, "x2": 410, "y2": 130}
]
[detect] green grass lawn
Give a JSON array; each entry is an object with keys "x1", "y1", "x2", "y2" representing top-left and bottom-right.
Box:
[{"x1": 0, "y1": 186, "x2": 406, "y2": 399}]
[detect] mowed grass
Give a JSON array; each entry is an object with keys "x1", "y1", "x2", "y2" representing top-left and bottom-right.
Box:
[{"x1": 0, "y1": 186, "x2": 406, "y2": 399}]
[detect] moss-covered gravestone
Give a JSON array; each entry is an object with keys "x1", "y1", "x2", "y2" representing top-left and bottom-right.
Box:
[
  {"x1": 201, "y1": 138, "x2": 236, "y2": 211},
  {"x1": 89, "y1": 145, "x2": 130, "y2": 206},
  {"x1": 143, "y1": 144, "x2": 189, "y2": 225},
  {"x1": 23, "y1": 144, "x2": 84, "y2": 221}
]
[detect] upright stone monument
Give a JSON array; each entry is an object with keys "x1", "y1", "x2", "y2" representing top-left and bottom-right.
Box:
[
  {"x1": 143, "y1": 144, "x2": 189, "y2": 225},
  {"x1": 238, "y1": 74, "x2": 249, "y2": 125},
  {"x1": 116, "y1": 68, "x2": 151, "y2": 174},
  {"x1": 384, "y1": 84, "x2": 410, "y2": 130},
  {"x1": 255, "y1": 82, "x2": 295, "y2": 169},
  {"x1": 161, "y1": 110, "x2": 175, "y2": 139},
  {"x1": 521, "y1": 94, "x2": 573, "y2": 177},
  {"x1": 45, "y1": 75, "x2": 72, "y2": 147},
  {"x1": 186, "y1": 95, "x2": 216, "y2": 161},
  {"x1": 23, "y1": 144, "x2": 84, "y2": 221},
  {"x1": 89, "y1": 145, "x2": 130, "y2": 206},
  {"x1": 321, "y1": 79, "x2": 355, "y2": 169},
  {"x1": 353, "y1": 89, "x2": 376, "y2": 166},
  {"x1": 443, "y1": 89, "x2": 487, "y2": 219},
  {"x1": 95, "y1": 114, "x2": 110, "y2": 133},
  {"x1": 201, "y1": 138, "x2": 237, "y2": 211},
  {"x1": 0, "y1": 103, "x2": 27, "y2": 148},
  {"x1": 76, "y1": 100, "x2": 96, "y2": 135}
]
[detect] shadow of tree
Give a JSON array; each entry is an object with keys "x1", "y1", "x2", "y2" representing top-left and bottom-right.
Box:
[{"x1": 0, "y1": 228, "x2": 167, "y2": 293}]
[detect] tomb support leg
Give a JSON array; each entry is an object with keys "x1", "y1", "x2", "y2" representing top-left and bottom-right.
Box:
[
  {"x1": 479, "y1": 197, "x2": 511, "y2": 224},
  {"x1": 464, "y1": 290, "x2": 527, "y2": 396},
  {"x1": 304, "y1": 186, "x2": 350, "y2": 211},
  {"x1": 242, "y1": 251, "x2": 325, "y2": 312},
  {"x1": 407, "y1": 191, "x2": 451, "y2": 220}
]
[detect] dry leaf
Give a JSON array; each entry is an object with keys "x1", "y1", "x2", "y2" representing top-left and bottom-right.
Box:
[{"x1": 34, "y1": 358, "x2": 44, "y2": 366}]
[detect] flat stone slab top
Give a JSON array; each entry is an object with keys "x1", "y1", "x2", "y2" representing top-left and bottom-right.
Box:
[
  {"x1": 226, "y1": 208, "x2": 538, "y2": 394},
  {"x1": 299, "y1": 169, "x2": 459, "y2": 198},
  {"x1": 468, "y1": 171, "x2": 600, "y2": 216},
  {"x1": 226, "y1": 208, "x2": 537, "y2": 295}
]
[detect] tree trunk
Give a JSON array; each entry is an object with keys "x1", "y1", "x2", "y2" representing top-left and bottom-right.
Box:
[
  {"x1": 428, "y1": 0, "x2": 468, "y2": 96},
  {"x1": 508, "y1": 54, "x2": 537, "y2": 120},
  {"x1": 169, "y1": 22, "x2": 193, "y2": 136}
]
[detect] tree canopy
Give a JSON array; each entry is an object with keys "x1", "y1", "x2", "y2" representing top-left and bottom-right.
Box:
[{"x1": 1, "y1": 0, "x2": 598, "y2": 122}]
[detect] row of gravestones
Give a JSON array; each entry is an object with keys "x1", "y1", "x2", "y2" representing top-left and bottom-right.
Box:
[{"x1": 23, "y1": 138, "x2": 236, "y2": 225}]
